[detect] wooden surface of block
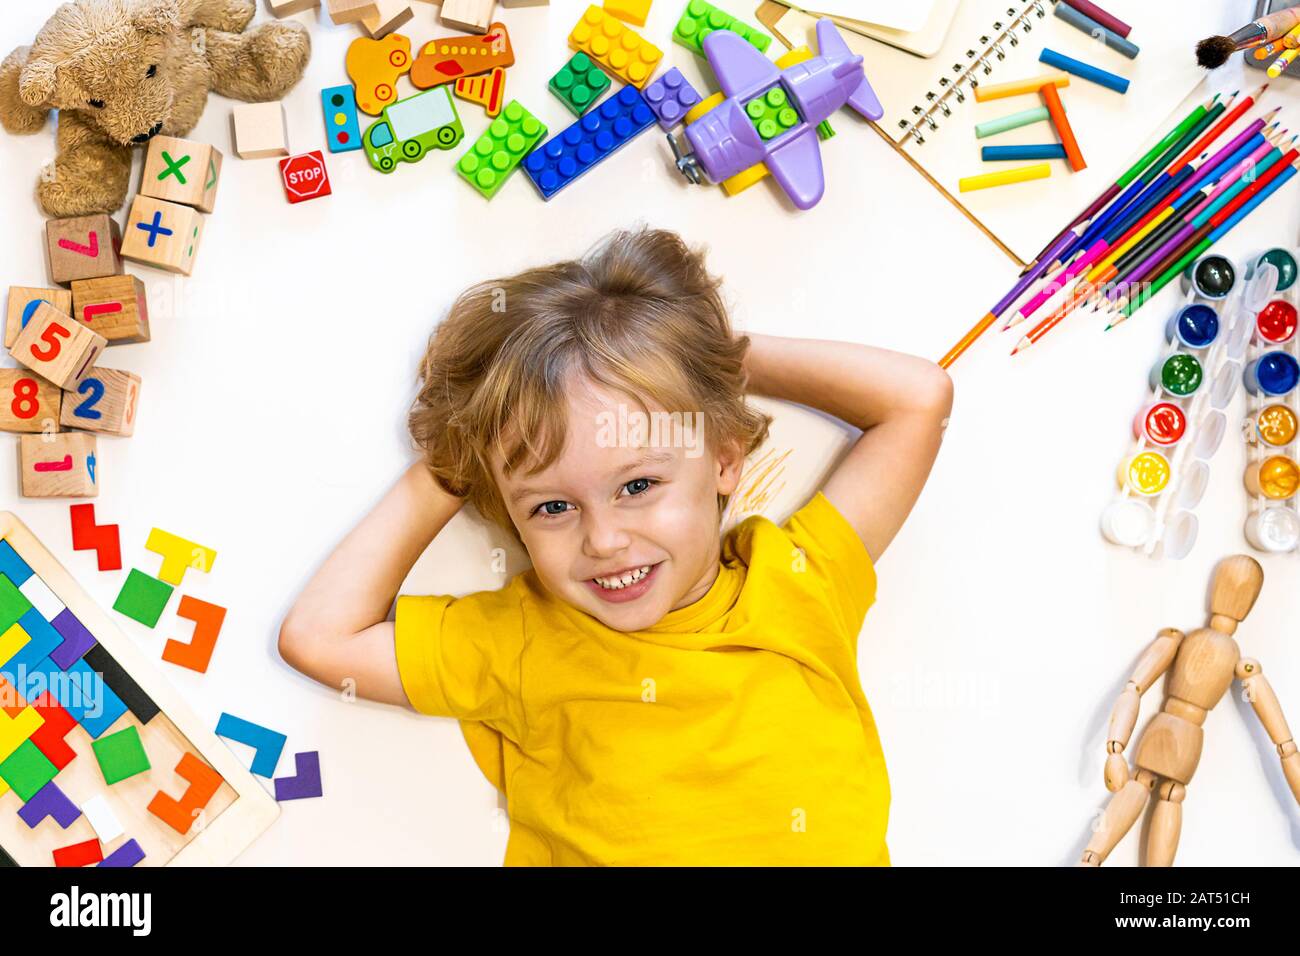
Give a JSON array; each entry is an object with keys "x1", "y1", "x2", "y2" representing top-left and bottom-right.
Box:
[
  {"x1": 231, "y1": 102, "x2": 289, "y2": 159},
  {"x1": 500, "y1": 0, "x2": 548, "y2": 5},
  {"x1": 441, "y1": 0, "x2": 496, "y2": 32},
  {"x1": 20, "y1": 432, "x2": 98, "y2": 497},
  {"x1": 60, "y1": 368, "x2": 140, "y2": 437},
  {"x1": 361, "y1": 0, "x2": 413, "y2": 37},
  {"x1": 45, "y1": 216, "x2": 123, "y2": 285},
  {"x1": 268, "y1": 0, "x2": 321, "y2": 13},
  {"x1": 9, "y1": 301, "x2": 107, "y2": 390},
  {"x1": 70, "y1": 275, "x2": 150, "y2": 345},
  {"x1": 0, "y1": 368, "x2": 62, "y2": 434},
  {"x1": 6, "y1": 287, "x2": 72, "y2": 349},
  {"x1": 327, "y1": 0, "x2": 380, "y2": 22},
  {"x1": 140, "y1": 136, "x2": 223, "y2": 213},
  {"x1": 120, "y1": 196, "x2": 204, "y2": 276}
]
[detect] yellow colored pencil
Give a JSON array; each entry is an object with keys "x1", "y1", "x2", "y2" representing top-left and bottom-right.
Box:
[
  {"x1": 959, "y1": 163, "x2": 1052, "y2": 192},
  {"x1": 1269, "y1": 46, "x2": 1300, "y2": 77}
]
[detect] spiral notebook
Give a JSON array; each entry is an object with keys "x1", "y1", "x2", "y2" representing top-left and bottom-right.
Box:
[{"x1": 756, "y1": 0, "x2": 1237, "y2": 265}]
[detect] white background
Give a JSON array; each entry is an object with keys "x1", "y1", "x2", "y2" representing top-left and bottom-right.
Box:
[{"x1": 1, "y1": 0, "x2": 1297, "y2": 866}]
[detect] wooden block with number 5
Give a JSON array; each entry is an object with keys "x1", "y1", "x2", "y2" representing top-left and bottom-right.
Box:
[
  {"x1": 6, "y1": 286, "x2": 72, "y2": 349},
  {"x1": 61, "y1": 368, "x2": 140, "y2": 437},
  {"x1": 0, "y1": 368, "x2": 62, "y2": 434},
  {"x1": 20, "y1": 431, "x2": 98, "y2": 498},
  {"x1": 9, "y1": 301, "x2": 107, "y2": 390},
  {"x1": 120, "y1": 196, "x2": 204, "y2": 276},
  {"x1": 71, "y1": 275, "x2": 150, "y2": 344}
]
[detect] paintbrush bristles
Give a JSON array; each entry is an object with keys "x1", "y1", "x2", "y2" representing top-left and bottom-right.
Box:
[{"x1": 1197, "y1": 35, "x2": 1244, "y2": 69}]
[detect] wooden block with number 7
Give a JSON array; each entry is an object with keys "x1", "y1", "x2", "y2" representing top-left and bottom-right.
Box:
[
  {"x1": 61, "y1": 368, "x2": 140, "y2": 437},
  {"x1": 0, "y1": 368, "x2": 62, "y2": 434},
  {"x1": 20, "y1": 431, "x2": 98, "y2": 498},
  {"x1": 9, "y1": 301, "x2": 107, "y2": 390}
]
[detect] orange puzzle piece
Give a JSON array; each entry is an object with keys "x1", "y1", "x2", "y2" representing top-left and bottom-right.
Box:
[
  {"x1": 411, "y1": 21, "x2": 514, "y2": 89},
  {"x1": 346, "y1": 33, "x2": 413, "y2": 115},
  {"x1": 453, "y1": 66, "x2": 506, "y2": 117},
  {"x1": 162, "y1": 596, "x2": 226, "y2": 674},
  {"x1": 147, "y1": 751, "x2": 224, "y2": 834}
]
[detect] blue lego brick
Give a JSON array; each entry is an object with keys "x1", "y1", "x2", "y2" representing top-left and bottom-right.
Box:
[
  {"x1": 0, "y1": 542, "x2": 33, "y2": 589},
  {"x1": 643, "y1": 67, "x2": 702, "y2": 131},
  {"x1": 322, "y1": 85, "x2": 363, "y2": 154},
  {"x1": 2, "y1": 609, "x2": 64, "y2": 688},
  {"x1": 522, "y1": 86, "x2": 656, "y2": 199},
  {"x1": 68, "y1": 658, "x2": 128, "y2": 738},
  {"x1": 216, "y1": 712, "x2": 287, "y2": 777}
]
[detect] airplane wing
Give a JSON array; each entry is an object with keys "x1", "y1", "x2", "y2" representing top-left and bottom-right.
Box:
[
  {"x1": 701, "y1": 30, "x2": 780, "y2": 99},
  {"x1": 764, "y1": 127, "x2": 825, "y2": 210}
]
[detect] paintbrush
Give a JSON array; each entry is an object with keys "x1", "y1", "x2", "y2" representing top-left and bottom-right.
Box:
[{"x1": 1198, "y1": 5, "x2": 1300, "y2": 68}]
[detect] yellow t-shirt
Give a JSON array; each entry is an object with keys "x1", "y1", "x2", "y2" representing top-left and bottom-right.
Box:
[{"x1": 394, "y1": 491, "x2": 890, "y2": 865}]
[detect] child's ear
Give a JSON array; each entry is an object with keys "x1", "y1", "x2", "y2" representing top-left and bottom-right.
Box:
[{"x1": 715, "y1": 438, "x2": 745, "y2": 496}]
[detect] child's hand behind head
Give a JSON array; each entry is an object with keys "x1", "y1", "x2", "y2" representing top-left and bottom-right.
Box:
[{"x1": 409, "y1": 227, "x2": 771, "y2": 630}]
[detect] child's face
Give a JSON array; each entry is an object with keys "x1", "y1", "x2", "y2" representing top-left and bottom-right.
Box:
[{"x1": 493, "y1": 379, "x2": 743, "y2": 631}]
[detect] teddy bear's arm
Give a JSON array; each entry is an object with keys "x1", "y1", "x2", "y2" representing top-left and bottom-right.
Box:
[
  {"x1": 0, "y1": 46, "x2": 50, "y2": 135},
  {"x1": 181, "y1": 0, "x2": 256, "y2": 33},
  {"x1": 37, "y1": 112, "x2": 133, "y2": 218}
]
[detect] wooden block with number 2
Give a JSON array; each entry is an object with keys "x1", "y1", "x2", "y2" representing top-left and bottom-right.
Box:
[
  {"x1": 61, "y1": 368, "x2": 140, "y2": 437},
  {"x1": 9, "y1": 301, "x2": 107, "y2": 390}
]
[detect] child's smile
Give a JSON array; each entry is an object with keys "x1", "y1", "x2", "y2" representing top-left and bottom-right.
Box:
[{"x1": 586, "y1": 561, "x2": 662, "y2": 603}]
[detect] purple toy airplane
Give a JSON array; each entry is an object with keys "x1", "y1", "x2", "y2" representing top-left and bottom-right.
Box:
[{"x1": 669, "y1": 18, "x2": 883, "y2": 210}]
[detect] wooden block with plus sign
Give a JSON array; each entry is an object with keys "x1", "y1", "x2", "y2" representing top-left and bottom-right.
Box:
[
  {"x1": 120, "y1": 196, "x2": 204, "y2": 276},
  {"x1": 441, "y1": 0, "x2": 497, "y2": 32},
  {"x1": 9, "y1": 301, "x2": 107, "y2": 390},
  {"x1": 0, "y1": 368, "x2": 62, "y2": 434},
  {"x1": 71, "y1": 276, "x2": 150, "y2": 345},
  {"x1": 140, "y1": 136, "x2": 223, "y2": 213},
  {"x1": 231, "y1": 102, "x2": 290, "y2": 159},
  {"x1": 20, "y1": 432, "x2": 98, "y2": 498},
  {"x1": 6, "y1": 287, "x2": 72, "y2": 349},
  {"x1": 61, "y1": 368, "x2": 141, "y2": 437},
  {"x1": 46, "y1": 215, "x2": 123, "y2": 285}
]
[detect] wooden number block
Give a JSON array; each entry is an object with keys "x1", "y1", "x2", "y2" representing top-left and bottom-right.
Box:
[
  {"x1": 269, "y1": 0, "x2": 321, "y2": 13},
  {"x1": 46, "y1": 215, "x2": 123, "y2": 285},
  {"x1": 9, "y1": 302, "x2": 107, "y2": 390},
  {"x1": 441, "y1": 0, "x2": 496, "y2": 32},
  {"x1": 70, "y1": 275, "x2": 150, "y2": 345},
  {"x1": 120, "y1": 196, "x2": 204, "y2": 276},
  {"x1": 231, "y1": 102, "x2": 290, "y2": 159},
  {"x1": 0, "y1": 369, "x2": 62, "y2": 434},
  {"x1": 327, "y1": 0, "x2": 380, "y2": 23},
  {"x1": 6, "y1": 287, "x2": 72, "y2": 349},
  {"x1": 140, "y1": 136, "x2": 223, "y2": 213},
  {"x1": 20, "y1": 432, "x2": 98, "y2": 498},
  {"x1": 60, "y1": 369, "x2": 140, "y2": 437},
  {"x1": 361, "y1": 0, "x2": 413, "y2": 37}
]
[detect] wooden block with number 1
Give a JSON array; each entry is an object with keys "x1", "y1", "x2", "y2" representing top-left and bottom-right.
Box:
[
  {"x1": 6, "y1": 286, "x2": 72, "y2": 349},
  {"x1": 46, "y1": 215, "x2": 122, "y2": 285},
  {"x1": 71, "y1": 275, "x2": 150, "y2": 345},
  {"x1": 140, "y1": 136, "x2": 223, "y2": 213},
  {"x1": 20, "y1": 432, "x2": 98, "y2": 498},
  {"x1": 9, "y1": 301, "x2": 107, "y2": 390},
  {"x1": 0, "y1": 368, "x2": 62, "y2": 434},
  {"x1": 121, "y1": 196, "x2": 204, "y2": 276},
  {"x1": 61, "y1": 368, "x2": 140, "y2": 437}
]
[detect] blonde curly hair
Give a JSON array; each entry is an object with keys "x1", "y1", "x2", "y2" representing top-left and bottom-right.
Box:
[{"x1": 409, "y1": 227, "x2": 771, "y2": 534}]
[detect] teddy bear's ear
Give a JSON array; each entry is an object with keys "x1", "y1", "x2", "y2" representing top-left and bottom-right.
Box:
[
  {"x1": 17, "y1": 55, "x2": 56, "y2": 109},
  {"x1": 131, "y1": 0, "x2": 182, "y2": 36}
]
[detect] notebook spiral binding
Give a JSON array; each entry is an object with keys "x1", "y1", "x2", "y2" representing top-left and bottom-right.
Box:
[{"x1": 900, "y1": 0, "x2": 1048, "y2": 146}]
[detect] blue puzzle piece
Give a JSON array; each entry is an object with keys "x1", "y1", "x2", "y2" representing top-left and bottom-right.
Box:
[
  {"x1": 17, "y1": 656, "x2": 71, "y2": 711},
  {"x1": 68, "y1": 659, "x2": 127, "y2": 738},
  {"x1": 2, "y1": 609, "x2": 64, "y2": 687},
  {"x1": 0, "y1": 542, "x2": 33, "y2": 588},
  {"x1": 522, "y1": 86, "x2": 655, "y2": 199},
  {"x1": 215, "y1": 712, "x2": 286, "y2": 777},
  {"x1": 322, "y1": 85, "x2": 363, "y2": 154}
]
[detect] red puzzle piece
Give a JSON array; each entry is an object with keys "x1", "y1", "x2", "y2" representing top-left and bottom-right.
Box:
[
  {"x1": 162, "y1": 596, "x2": 226, "y2": 674},
  {"x1": 69, "y1": 503, "x2": 122, "y2": 571},
  {"x1": 27, "y1": 692, "x2": 77, "y2": 770},
  {"x1": 53, "y1": 837, "x2": 103, "y2": 867},
  {"x1": 147, "y1": 751, "x2": 224, "y2": 834}
]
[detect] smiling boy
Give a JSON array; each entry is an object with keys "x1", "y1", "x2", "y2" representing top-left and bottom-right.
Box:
[{"x1": 278, "y1": 228, "x2": 952, "y2": 865}]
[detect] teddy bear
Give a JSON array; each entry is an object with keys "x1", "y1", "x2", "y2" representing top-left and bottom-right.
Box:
[{"x1": 0, "y1": 0, "x2": 311, "y2": 218}]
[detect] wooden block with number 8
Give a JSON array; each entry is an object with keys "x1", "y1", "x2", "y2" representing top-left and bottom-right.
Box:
[
  {"x1": 6, "y1": 286, "x2": 72, "y2": 349},
  {"x1": 20, "y1": 431, "x2": 98, "y2": 498},
  {"x1": 61, "y1": 368, "x2": 140, "y2": 437},
  {"x1": 0, "y1": 369, "x2": 62, "y2": 434},
  {"x1": 140, "y1": 136, "x2": 223, "y2": 213},
  {"x1": 9, "y1": 301, "x2": 107, "y2": 390},
  {"x1": 120, "y1": 196, "x2": 204, "y2": 276},
  {"x1": 71, "y1": 276, "x2": 150, "y2": 344}
]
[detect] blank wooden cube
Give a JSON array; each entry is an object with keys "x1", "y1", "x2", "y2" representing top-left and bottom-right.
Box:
[
  {"x1": 0, "y1": 368, "x2": 62, "y2": 434},
  {"x1": 20, "y1": 432, "x2": 98, "y2": 498},
  {"x1": 231, "y1": 102, "x2": 290, "y2": 159},
  {"x1": 140, "y1": 136, "x2": 223, "y2": 213},
  {"x1": 61, "y1": 368, "x2": 141, "y2": 437},
  {"x1": 269, "y1": 0, "x2": 321, "y2": 13},
  {"x1": 327, "y1": 0, "x2": 380, "y2": 24},
  {"x1": 500, "y1": 0, "x2": 548, "y2": 5},
  {"x1": 441, "y1": 0, "x2": 496, "y2": 32},
  {"x1": 46, "y1": 215, "x2": 123, "y2": 285},
  {"x1": 361, "y1": 0, "x2": 413, "y2": 37},
  {"x1": 71, "y1": 276, "x2": 150, "y2": 345},
  {"x1": 120, "y1": 196, "x2": 204, "y2": 276},
  {"x1": 10, "y1": 301, "x2": 107, "y2": 390},
  {"x1": 6, "y1": 286, "x2": 72, "y2": 349}
]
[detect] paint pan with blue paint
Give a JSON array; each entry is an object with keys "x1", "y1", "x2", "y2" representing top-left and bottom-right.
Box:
[
  {"x1": 1244, "y1": 350, "x2": 1300, "y2": 397},
  {"x1": 1165, "y1": 303, "x2": 1220, "y2": 349}
]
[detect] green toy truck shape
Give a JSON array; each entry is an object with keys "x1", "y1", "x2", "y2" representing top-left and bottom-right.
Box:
[{"x1": 363, "y1": 87, "x2": 464, "y2": 172}]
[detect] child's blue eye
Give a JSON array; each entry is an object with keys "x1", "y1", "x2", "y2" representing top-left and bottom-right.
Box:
[
  {"x1": 533, "y1": 500, "x2": 571, "y2": 518},
  {"x1": 624, "y1": 478, "x2": 655, "y2": 496}
]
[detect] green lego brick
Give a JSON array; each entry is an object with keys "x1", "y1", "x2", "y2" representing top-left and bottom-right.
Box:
[
  {"x1": 113, "y1": 569, "x2": 173, "y2": 627},
  {"x1": 548, "y1": 52, "x2": 611, "y2": 117},
  {"x1": 816, "y1": 119, "x2": 835, "y2": 141},
  {"x1": 457, "y1": 101, "x2": 548, "y2": 200},
  {"x1": 0, "y1": 739, "x2": 57, "y2": 801},
  {"x1": 0, "y1": 573, "x2": 32, "y2": 633},
  {"x1": 746, "y1": 87, "x2": 801, "y2": 141},
  {"x1": 673, "y1": 0, "x2": 771, "y2": 57},
  {"x1": 92, "y1": 725, "x2": 152, "y2": 785}
]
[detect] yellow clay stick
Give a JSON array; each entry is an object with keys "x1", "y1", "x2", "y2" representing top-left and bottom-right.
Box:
[{"x1": 959, "y1": 163, "x2": 1052, "y2": 191}]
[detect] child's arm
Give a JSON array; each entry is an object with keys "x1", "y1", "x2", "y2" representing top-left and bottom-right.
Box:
[
  {"x1": 278, "y1": 462, "x2": 464, "y2": 708},
  {"x1": 742, "y1": 332, "x2": 952, "y2": 562}
]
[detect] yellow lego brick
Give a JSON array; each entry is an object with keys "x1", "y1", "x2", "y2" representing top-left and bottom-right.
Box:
[
  {"x1": 775, "y1": 46, "x2": 813, "y2": 68},
  {"x1": 0, "y1": 706, "x2": 44, "y2": 764},
  {"x1": 722, "y1": 163, "x2": 769, "y2": 196},
  {"x1": 603, "y1": 0, "x2": 651, "y2": 27},
  {"x1": 684, "y1": 91, "x2": 723, "y2": 125},
  {"x1": 0, "y1": 623, "x2": 29, "y2": 670},
  {"x1": 145, "y1": 528, "x2": 217, "y2": 586},
  {"x1": 569, "y1": 5, "x2": 663, "y2": 89}
]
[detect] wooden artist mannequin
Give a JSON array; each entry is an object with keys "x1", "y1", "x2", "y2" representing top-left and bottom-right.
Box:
[{"x1": 1081, "y1": 555, "x2": 1300, "y2": 866}]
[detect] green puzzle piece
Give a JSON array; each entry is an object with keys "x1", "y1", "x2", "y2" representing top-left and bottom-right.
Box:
[
  {"x1": 92, "y1": 725, "x2": 151, "y2": 785},
  {"x1": 0, "y1": 574, "x2": 32, "y2": 633},
  {"x1": 113, "y1": 569, "x2": 173, "y2": 627},
  {"x1": 0, "y1": 739, "x2": 57, "y2": 801}
]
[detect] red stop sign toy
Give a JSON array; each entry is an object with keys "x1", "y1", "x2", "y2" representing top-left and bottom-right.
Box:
[{"x1": 279, "y1": 151, "x2": 332, "y2": 204}]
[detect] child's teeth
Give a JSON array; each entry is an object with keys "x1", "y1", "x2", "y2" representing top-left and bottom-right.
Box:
[{"x1": 595, "y1": 565, "x2": 651, "y2": 589}]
